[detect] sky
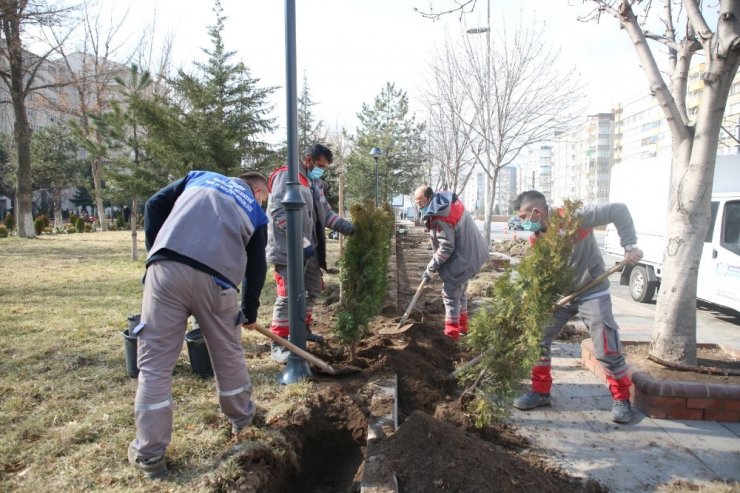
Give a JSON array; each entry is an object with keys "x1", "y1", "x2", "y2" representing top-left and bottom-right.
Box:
[{"x1": 103, "y1": 0, "x2": 684, "y2": 143}]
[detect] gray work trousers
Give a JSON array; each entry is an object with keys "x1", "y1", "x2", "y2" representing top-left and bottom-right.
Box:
[
  {"x1": 531, "y1": 293, "x2": 630, "y2": 398},
  {"x1": 270, "y1": 255, "x2": 322, "y2": 338},
  {"x1": 130, "y1": 261, "x2": 254, "y2": 460}
]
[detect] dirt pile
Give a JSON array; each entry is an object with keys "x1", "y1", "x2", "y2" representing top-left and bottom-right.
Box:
[
  {"x1": 374, "y1": 411, "x2": 603, "y2": 493},
  {"x1": 493, "y1": 238, "x2": 529, "y2": 257}
]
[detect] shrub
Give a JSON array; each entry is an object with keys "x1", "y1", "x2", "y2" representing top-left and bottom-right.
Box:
[
  {"x1": 4, "y1": 212, "x2": 14, "y2": 231},
  {"x1": 333, "y1": 202, "x2": 395, "y2": 355},
  {"x1": 0, "y1": 224, "x2": 7, "y2": 238},
  {"x1": 65, "y1": 224, "x2": 76, "y2": 234},
  {"x1": 34, "y1": 218, "x2": 44, "y2": 236},
  {"x1": 33, "y1": 215, "x2": 50, "y2": 235},
  {"x1": 461, "y1": 200, "x2": 582, "y2": 426},
  {"x1": 75, "y1": 217, "x2": 85, "y2": 233}
]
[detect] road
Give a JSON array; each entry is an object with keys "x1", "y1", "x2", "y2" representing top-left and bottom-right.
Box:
[{"x1": 479, "y1": 221, "x2": 740, "y2": 351}]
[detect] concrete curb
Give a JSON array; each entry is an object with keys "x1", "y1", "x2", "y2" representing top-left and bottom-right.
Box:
[
  {"x1": 581, "y1": 338, "x2": 740, "y2": 422},
  {"x1": 360, "y1": 374, "x2": 399, "y2": 493}
]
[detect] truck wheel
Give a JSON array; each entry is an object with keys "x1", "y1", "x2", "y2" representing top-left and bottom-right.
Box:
[{"x1": 629, "y1": 265, "x2": 656, "y2": 303}]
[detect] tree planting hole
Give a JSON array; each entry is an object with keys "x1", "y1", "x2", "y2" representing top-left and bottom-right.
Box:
[{"x1": 285, "y1": 414, "x2": 365, "y2": 493}]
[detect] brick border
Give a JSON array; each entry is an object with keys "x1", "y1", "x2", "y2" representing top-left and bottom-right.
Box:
[{"x1": 581, "y1": 339, "x2": 740, "y2": 422}]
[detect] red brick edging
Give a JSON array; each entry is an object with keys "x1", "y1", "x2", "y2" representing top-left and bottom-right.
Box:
[{"x1": 580, "y1": 339, "x2": 740, "y2": 422}]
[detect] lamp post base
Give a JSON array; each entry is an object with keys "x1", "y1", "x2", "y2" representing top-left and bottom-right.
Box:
[{"x1": 280, "y1": 354, "x2": 313, "y2": 385}]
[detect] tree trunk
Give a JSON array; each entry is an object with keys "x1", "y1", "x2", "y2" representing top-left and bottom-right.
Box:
[
  {"x1": 91, "y1": 156, "x2": 108, "y2": 231},
  {"x1": 130, "y1": 196, "x2": 138, "y2": 261},
  {"x1": 482, "y1": 169, "x2": 499, "y2": 246},
  {"x1": 5, "y1": 13, "x2": 34, "y2": 239},
  {"x1": 52, "y1": 188, "x2": 63, "y2": 230},
  {"x1": 651, "y1": 55, "x2": 739, "y2": 365}
]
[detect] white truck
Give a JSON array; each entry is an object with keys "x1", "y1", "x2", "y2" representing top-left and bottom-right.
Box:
[{"x1": 604, "y1": 155, "x2": 740, "y2": 312}]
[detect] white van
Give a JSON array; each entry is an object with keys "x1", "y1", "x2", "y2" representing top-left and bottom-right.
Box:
[{"x1": 604, "y1": 155, "x2": 740, "y2": 312}]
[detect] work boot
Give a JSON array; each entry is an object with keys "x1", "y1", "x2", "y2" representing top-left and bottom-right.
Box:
[
  {"x1": 128, "y1": 442, "x2": 167, "y2": 479},
  {"x1": 513, "y1": 390, "x2": 551, "y2": 410},
  {"x1": 305, "y1": 327, "x2": 325, "y2": 344},
  {"x1": 270, "y1": 341, "x2": 290, "y2": 364},
  {"x1": 611, "y1": 399, "x2": 633, "y2": 423}
]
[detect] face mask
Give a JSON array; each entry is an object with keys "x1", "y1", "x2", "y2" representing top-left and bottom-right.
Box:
[
  {"x1": 308, "y1": 167, "x2": 325, "y2": 180},
  {"x1": 420, "y1": 205, "x2": 429, "y2": 215},
  {"x1": 521, "y1": 209, "x2": 542, "y2": 232}
]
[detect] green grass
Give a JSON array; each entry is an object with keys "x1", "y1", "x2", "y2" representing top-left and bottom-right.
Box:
[{"x1": 0, "y1": 231, "x2": 304, "y2": 491}]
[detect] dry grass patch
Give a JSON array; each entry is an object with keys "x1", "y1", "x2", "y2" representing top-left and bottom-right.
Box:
[{"x1": 0, "y1": 231, "x2": 330, "y2": 492}]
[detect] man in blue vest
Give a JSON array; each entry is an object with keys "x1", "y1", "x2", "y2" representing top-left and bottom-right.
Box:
[{"x1": 128, "y1": 171, "x2": 269, "y2": 479}]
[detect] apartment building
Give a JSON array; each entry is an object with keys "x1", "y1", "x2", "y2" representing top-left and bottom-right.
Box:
[
  {"x1": 519, "y1": 145, "x2": 553, "y2": 201},
  {"x1": 551, "y1": 113, "x2": 615, "y2": 206}
]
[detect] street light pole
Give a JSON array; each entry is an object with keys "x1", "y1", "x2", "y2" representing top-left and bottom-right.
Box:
[
  {"x1": 467, "y1": 0, "x2": 491, "y2": 243},
  {"x1": 370, "y1": 147, "x2": 383, "y2": 208}
]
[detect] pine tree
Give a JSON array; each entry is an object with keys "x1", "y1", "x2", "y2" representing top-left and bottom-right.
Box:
[
  {"x1": 147, "y1": 0, "x2": 275, "y2": 176},
  {"x1": 346, "y1": 83, "x2": 427, "y2": 205}
]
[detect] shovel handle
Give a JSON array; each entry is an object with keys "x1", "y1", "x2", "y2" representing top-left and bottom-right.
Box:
[
  {"x1": 555, "y1": 261, "x2": 626, "y2": 307},
  {"x1": 398, "y1": 277, "x2": 428, "y2": 328},
  {"x1": 243, "y1": 323, "x2": 337, "y2": 375}
]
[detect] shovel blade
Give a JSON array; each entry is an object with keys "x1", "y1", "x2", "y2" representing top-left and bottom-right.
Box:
[{"x1": 379, "y1": 322, "x2": 415, "y2": 335}]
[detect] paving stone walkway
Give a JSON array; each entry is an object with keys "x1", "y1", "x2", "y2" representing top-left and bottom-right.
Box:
[{"x1": 508, "y1": 343, "x2": 740, "y2": 492}]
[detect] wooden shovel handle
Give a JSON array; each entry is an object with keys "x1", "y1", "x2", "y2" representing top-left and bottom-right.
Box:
[
  {"x1": 398, "y1": 277, "x2": 428, "y2": 328},
  {"x1": 555, "y1": 261, "x2": 627, "y2": 307},
  {"x1": 243, "y1": 323, "x2": 337, "y2": 375}
]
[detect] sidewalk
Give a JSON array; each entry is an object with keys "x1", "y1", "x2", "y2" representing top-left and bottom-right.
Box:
[{"x1": 507, "y1": 343, "x2": 740, "y2": 492}]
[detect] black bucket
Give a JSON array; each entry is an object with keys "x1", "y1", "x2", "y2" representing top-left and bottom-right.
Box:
[
  {"x1": 122, "y1": 314, "x2": 141, "y2": 378},
  {"x1": 185, "y1": 328, "x2": 213, "y2": 378}
]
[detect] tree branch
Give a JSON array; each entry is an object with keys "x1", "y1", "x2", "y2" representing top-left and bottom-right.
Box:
[
  {"x1": 644, "y1": 30, "x2": 681, "y2": 51},
  {"x1": 683, "y1": 0, "x2": 713, "y2": 42},
  {"x1": 614, "y1": 0, "x2": 690, "y2": 140},
  {"x1": 414, "y1": 0, "x2": 477, "y2": 21}
]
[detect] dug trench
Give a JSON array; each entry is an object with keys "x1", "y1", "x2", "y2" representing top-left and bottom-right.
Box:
[{"x1": 213, "y1": 226, "x2": 604, "y2": 493}]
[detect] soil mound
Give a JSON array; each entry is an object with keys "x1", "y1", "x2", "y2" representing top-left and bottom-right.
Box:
[
  {"x1": 493, "y1": 238, "x2": 529, "y2": 257},
  {"x1": 374, "y1": 411, "x2": 604, "y2": 493}
]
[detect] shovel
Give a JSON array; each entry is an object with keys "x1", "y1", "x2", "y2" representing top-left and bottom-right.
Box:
[
  {"x1": 379, "y1": 276, "x2": 429, "y2": 335},
  {"x1": 449, "y1": 261, "x2": 627, "y2": 379},
  {"x1": 244, "y1": 323, "x2": 360, "y2": 376}
]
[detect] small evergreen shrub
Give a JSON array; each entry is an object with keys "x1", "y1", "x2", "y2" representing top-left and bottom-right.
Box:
[
  {"x1": 65, "y1": 224, "x2": 76, "y2": 234},
  {"x1": 4, "y1": 212, "x2": 14, "y2": 231},
  {"x1": 116, "y1": 215, "x2": 125, "y2": 230},
  {"x1": 0, "y1": 224, "x2": 7, "y2": 238},
  {"x1": 33, "y1": 215, "x2": 50, "y2": 235},
  {"x1": 462, "y1": 200, "x2": 582, "y2": 426},
  {"x1": 34, "y1": 218, "x2": 45, "y2": 235},
  {"x1": 75, "y1": 217, "x2": 85, "y2": 233},
  {"x1": 333, "y1": 203, "x2": 395, "y2": 354}
]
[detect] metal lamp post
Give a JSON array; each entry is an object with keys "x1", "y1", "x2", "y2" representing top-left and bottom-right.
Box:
[
  {"x1": 467, "y1": 0, "x2": 491, "y2": 243},
  {"x1": 280, "y1": 0, "x2": 311, "y2": 384},
  {"x1": 370, "y1": 147, "x2": 383, "y2": 208}
]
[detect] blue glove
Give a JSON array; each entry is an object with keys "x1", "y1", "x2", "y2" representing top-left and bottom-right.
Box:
[
  {"x1": 344, "y1": 223, "x2": 355, "y2": 236},
  {"x1": 422, "y1": 270, "x2": 432, "y2": 281},
  {"x1": 303, "y1": 244, "x2": 315, "y2": 260}
]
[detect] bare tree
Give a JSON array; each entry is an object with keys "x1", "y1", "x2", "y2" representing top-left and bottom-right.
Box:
[
  {"x1": 0, "y1": 0, "x2": 73, "y2": 237},
  {"x1": 584, "y1": 0, "x2": 740, "y2": 365},
  {"x1": 51, "y1": 0, "x2": 132, "y2": 230},
  {"x1": 452, "y1": 20, "x2": 584, "y2": 244},
  {"x1": 423, "y1": 35, "x2": 478, "y2": 196}
]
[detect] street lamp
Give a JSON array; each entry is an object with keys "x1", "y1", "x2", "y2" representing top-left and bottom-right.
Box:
[
  {"x1": 370, "y1": 147, "x2": 383, "y2": 208},
  {"x1": 466, "y1": 0, "x2": 492, "y2": 242}
]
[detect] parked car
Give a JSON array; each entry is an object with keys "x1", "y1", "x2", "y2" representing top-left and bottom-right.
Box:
[{"x1": 508, "y1": 216, "x2": 524, "y2": 231}]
